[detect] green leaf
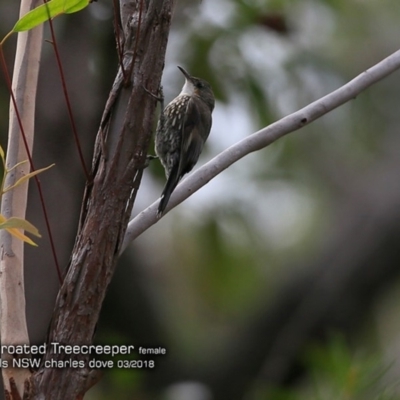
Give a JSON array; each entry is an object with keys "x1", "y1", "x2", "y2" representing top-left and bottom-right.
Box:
[
  {"x1": 13, "y1": 0, "x2": 89, "y2": 32},
  {"x1": 0, "y1": 216, "x2": 41, "y2": 237},
  {"x1": 7, "y1": 159, "x2": 29, "y2": 173},
  {"x1": 4, "y1": 163, "x2": 55, "y2": 193},
  {"x1": 0, "y1": 215, "x2": 40, "y2": 246},
  {"x1": 0, "y1": 145, "x2": 4, "y2": 165},
  {"x1": 6, "y1": 228, "x2": 38, "y2": 246},
  {"x1": 64, "y1": 0, "x2": 89, "y2": 13}
]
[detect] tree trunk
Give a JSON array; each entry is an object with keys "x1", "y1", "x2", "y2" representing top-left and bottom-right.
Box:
[{"x1": 29, "y1": 1, "x2": 175, "y2": 398}]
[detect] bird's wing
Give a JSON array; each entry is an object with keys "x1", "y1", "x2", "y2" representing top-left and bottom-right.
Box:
[{"x1": 178, "y1": 97, "x2": 212, "y2": 178}]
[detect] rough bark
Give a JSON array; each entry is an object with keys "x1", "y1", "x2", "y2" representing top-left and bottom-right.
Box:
[{"x1": 29, "y1": 1, "x2": 175, "y2": 398}]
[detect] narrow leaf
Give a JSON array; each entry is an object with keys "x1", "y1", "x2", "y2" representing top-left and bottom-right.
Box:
[
  {"x1": 7, "y1": 159, "x2": 29, "y2": 173},
  {"x1": 6, "y1": 228, "x2": 38, "y2": 246},
  {"x1": 65, "y1": 0, "x2": 89, "y2": 13},
  {"x1": 0, "y1": 146, "x2": 4, "y2": 164},
  {"x1": 13, "y1": 0, "x2": 89, "y2": 32},
  {"x1": 0, "y1": 217, "x2": 41, "y2": 237},
  {"x1": 4, "y1": 164, "x2": 54, "y2": 192},
  {"x1": 0, "y1": 215, "x2": 39, "y2": 246}
]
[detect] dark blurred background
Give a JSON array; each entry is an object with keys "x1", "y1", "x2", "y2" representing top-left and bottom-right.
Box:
[{"x1": 1, "y1": 0, "x2": 400, "y2": 399}]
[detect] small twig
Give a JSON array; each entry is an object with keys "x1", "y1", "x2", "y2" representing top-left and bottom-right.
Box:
[{"x1": 44, "y1": 1, "x2": 90, "y2": 181}]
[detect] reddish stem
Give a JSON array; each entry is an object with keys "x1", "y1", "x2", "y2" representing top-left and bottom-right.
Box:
[{"x1": 0, "y1": 45, "x2": 62, "y2": 284}]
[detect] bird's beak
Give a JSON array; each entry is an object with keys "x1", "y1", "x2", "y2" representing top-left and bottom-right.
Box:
[{"x1": 177, "y1": 66, "x2": 192, "y2": 81}]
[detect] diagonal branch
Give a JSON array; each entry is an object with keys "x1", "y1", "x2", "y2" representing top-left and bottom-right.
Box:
[{"x1": 122, "y1": 48, "x2": 400, "y2": 252}]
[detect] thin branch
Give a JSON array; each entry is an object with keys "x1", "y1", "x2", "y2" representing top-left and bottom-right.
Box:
[
  {"x1": 121, "y1": 48, "x2": 400, "y2": 252},
  {"x1": 45, "y1": 17, "x2": 90, "y2": 180},
  {"x1": 0, "y1": 43, "x2": 62, "y2": 284}
]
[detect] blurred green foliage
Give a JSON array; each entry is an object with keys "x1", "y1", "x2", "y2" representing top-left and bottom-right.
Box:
[
  {"x1": 260, "y1": 335, "x2": 398, "y2": 400},
  {"x1": 142, "y1": 0, "x2": 400, "y2": 398}
]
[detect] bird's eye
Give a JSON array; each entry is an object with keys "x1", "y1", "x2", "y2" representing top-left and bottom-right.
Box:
[{"x1": 196, "y1": 82, "x2": 204, "y2": 89}]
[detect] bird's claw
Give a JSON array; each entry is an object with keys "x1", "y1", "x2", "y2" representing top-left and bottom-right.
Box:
[
  {"x1": 143, "y1": 154, "x2": 159, "y2": 169},
  {"x1": 143, "y1": 85, "x2": 164, "y2": 103}
]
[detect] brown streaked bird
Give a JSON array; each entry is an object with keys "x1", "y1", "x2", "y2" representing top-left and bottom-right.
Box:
[{"x1": 155, "y1": 66, "x2": 215, "y2": 217}]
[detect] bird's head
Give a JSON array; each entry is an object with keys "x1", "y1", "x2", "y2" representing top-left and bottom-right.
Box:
[{"x1": 178, "y1": 66, "x2": 215, "y2": 112}]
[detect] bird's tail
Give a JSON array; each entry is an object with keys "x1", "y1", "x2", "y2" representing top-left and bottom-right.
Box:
[{"x1": 157, "y1": 164, "x2": 180, "y2": 217}]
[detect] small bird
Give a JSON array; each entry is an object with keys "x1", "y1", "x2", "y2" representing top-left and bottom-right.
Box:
[{"x1": 155, "y1": 66, "x2": 215, "y2": 217}]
